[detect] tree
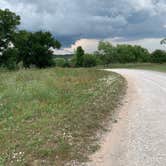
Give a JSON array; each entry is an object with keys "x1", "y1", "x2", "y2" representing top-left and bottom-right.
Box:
[
  {"x1": 132, "y1": 45, "x2": 150, "y2": 62},
  {"x1": 97, "y1": 41, "x2": 151, "y2": 64},
  {"x1": 116, "y1": 45, "x2": 150, "y2": 63},
  {"x1": 116, "y1": 44, "x2": 135, "y2": 63},
  {"x1": 98, "y1": 41, "x2": 117, "y2": 64},
  {"x1": 0, "y1": 9, "x2": 20, "y2": 66},
  {"x1": 151, "y1": 50, "x2": 166, "y2": 63},
  {"x1": 12, "y1": 30, "x2": 31, "y2": 65},
  {"x1": 13, "y1": 31, "x2": 61, "y2": 68},
  {"x1": 75, "y1": 46, "x2": 84, "y2": 67}
]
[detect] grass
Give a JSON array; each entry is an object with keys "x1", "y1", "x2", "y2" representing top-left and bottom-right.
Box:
[
  {"x1": 107, "y1": 63, "x2": 166, "y2": 72},
  {"x1": 0, "y1": 67, "x2": 126, "y2": 166}
]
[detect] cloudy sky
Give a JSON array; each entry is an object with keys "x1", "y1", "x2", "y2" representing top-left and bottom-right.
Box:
[{"x1": 0, "y1": 0, "x2": 166, "y2": 54}]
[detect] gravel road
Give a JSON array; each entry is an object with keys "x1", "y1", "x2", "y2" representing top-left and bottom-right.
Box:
[{"x1": 89, "y1": 69, "x2": 166, "y2": 166}]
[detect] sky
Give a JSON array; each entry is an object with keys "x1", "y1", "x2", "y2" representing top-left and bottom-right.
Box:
[{"x1": 0, "y1": 0, "x2": 166, "y2": 54}]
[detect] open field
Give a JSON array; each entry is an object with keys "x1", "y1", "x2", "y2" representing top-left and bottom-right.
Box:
[
  {"x1": 107, "y1": 63, "x2": 166, "y2": 72},
  {"x1": 0, "y1": 68, "x2": 125, "y2": 165}
]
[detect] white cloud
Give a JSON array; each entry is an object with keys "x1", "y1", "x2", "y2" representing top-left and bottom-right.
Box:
[{"x1": 54, "y1": 37, "x2": 165, "y2": 55}]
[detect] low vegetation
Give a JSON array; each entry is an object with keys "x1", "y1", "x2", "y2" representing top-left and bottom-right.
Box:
[
  {"x1": 0, "y1": 68, "x2": 126, "y2": 165},
  {"x1": 108, "y1": 63, "x2": 166, "y2": 72}
]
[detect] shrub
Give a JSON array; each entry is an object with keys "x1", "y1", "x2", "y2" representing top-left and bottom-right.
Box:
[
  {"x1": 83, "y1": 54, "x2": 97, "y2": 67},
  {"x1": 1, "y1": 48, "x2": 19, "y2": 70},
  {"x1": 55, "y1": 58, "x2": 69, "y2": 67},
  {"x1": 69, "y1": 56, "x2": 77, "y2": 67}
]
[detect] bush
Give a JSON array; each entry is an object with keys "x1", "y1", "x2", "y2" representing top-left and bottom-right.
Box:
[
  {"x1": 151, "y1": 50, "x2": 166, "y2": 63},
  {"x1": 69, "y1": 56, "x2": 77, "y2": 67},
  {"x1": 55, "y1": 58, "x2": 69, "y2": 67},
  {"x1": 1, "y1": 48, "x2": 19, "y2": 70},
  {"x1": 83, "y1": 54, "x2": 97, "y2": 67}
]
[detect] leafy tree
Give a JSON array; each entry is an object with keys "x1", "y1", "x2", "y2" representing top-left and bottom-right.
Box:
[
  {"x1": 151, "y1": 50, "x2": 166, "y2": 63},
  {"x1": 98, "y1": 41, "x2": 117, "y2": 64},
  {"x1": 75, "y1": 46, "x2": 84, "y2": 67},
  {"x1": 116, "y1": 44, "x2": 150, "y2": 63},
  {"x1": 116, "y1": 44, "x2": 135, "y2": 63},
  {"x1": 12, "y1": 30, "x2": 31, "y2": 65},
  {"x1": 132, "y1": 45, "x2": 150, "y2": 62},
  {"x1": 13, "y1": 31, "x2": 61, "y2": 68},
  {"x1": 97, "y1": 41, "x2": 150, "y2": 64},
  {"x1": 0, "y1": 9, "x2": 20, "y2": 66}
]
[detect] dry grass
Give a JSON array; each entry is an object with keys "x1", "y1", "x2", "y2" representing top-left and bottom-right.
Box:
[{"x1": 0, "y1": 68, "x2": 126, "y2": 165}]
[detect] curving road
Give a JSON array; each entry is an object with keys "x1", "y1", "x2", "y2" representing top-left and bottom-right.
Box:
[{"x1": 89, "y1": 69, "x2": 166, "y2": 166}]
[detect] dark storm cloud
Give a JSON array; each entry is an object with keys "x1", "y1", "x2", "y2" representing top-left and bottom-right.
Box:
[{"x1": 0, "y1": 0, "x2": 166, "y2": 46}]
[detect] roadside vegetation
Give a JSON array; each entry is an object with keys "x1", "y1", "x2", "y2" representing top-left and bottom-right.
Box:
[
  {"x1": 0, "y1": 68, "x2": 125, "y2": 165},
  {"x1": 108, "y1": 63, "x2": 166, "y2": 72}
]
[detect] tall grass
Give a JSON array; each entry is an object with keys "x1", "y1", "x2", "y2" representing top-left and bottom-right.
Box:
[{"x1": 0, "y1": 68, "x2": 125, "y2": 165}]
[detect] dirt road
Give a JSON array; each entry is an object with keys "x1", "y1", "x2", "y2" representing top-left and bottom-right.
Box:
[{"x1": 89, "y1": 69, "x2": 166, "y2": 166}]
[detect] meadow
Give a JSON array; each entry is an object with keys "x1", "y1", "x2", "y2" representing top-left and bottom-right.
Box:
[{"x1": 0, "y1": 68, "x2": 125, "y2": 165}]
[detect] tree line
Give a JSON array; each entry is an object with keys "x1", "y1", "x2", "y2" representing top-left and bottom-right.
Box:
[
  {"x1": 0, "y1": 9, "x2": 166, "y2": 70},
  {"x1": 59, "y1": 41, "x2": 166, "y2": 68}
]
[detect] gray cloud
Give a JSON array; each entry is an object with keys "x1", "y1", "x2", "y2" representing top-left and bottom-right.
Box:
[{"x1": 0, "y1": 0, "x2": 166, "y2": 46}]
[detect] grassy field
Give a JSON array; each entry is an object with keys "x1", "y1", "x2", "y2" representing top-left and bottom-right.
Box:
[
  {"x1": 108, "y1": 63, "x2": 166, "y2": 72},
  {"x1": 0, "y1": 68, "x2": 125, "y2": 165}
]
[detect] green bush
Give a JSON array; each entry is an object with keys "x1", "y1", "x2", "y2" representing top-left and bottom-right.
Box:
[
  {"x1": 83, "y1": 54, "x2": 97, "y2": 67},
  {"x1": 55, "y1": 58, "x2": 69, "y2": 67},
  {"x1": 1, "y1": 48, "x2": 19, "y2": 70}
]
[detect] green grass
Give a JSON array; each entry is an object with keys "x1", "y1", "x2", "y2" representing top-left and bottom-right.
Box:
[
  {"x1": 107, "y1": 63, "x2": 166, "y2": 72},
  {"x1": 0, "y1": 68, "x2": 126, "y2": 165}
]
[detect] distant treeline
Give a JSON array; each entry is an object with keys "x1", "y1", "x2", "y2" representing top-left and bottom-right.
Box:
[
  {"x1": 55, "y1": 41, "x2": 166, "y2": 68},
  {"x1": 0, "y1": 8, "x2": 166, "y2": 70}
]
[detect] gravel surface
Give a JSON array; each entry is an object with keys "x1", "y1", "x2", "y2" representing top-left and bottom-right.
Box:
[{"x1": 88, "y1": 69, "x2": 166, "y2": 166}]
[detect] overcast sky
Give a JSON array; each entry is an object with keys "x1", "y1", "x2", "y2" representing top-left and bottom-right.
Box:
[{"x1": 0, "y1": 0, "x2": 166, "y2": 54}]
